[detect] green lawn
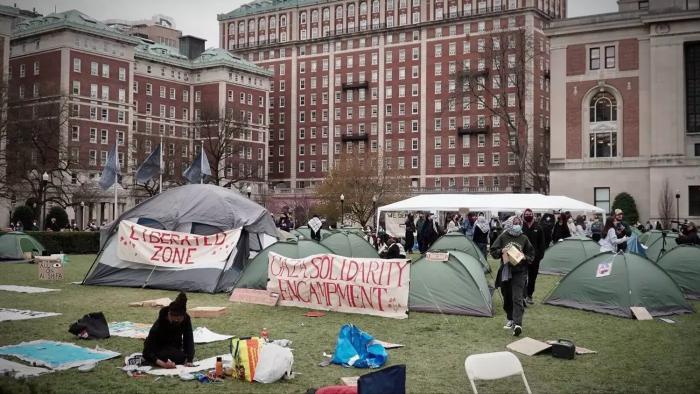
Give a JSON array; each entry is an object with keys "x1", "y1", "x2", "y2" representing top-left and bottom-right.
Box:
[{"x1": 0, "y1": 255, "x2": 698, "y2": 394}]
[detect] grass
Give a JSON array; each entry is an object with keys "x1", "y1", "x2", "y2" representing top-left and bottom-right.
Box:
[{"x1": 0, "y1": 255, "x2": 698, "y2": 393}]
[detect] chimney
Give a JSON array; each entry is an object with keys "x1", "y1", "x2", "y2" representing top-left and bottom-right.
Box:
[{"x1": 179, "y1": 35, "x2": 206, "y2": 60}]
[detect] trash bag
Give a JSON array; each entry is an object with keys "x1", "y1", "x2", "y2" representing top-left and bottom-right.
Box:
[
  {"x1": 254, "y1": 343, "x2": 294, "y2": 383},
  {"x1": 331, "y1": 324, "x2": 387, "y2": 368},
  {"x1": 68, "y1": 312, "x2": 110, "y2": 339}
]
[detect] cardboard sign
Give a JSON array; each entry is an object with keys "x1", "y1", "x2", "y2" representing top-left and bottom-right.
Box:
[
  {"x1": 630, "y1": 306, "x2": 653, "y2": 320},
  {"x1": 266, "y1": 252, "x2": 411, "y2": 319},
  {"x1": 507, "y1": 337, "x2": 552, "y2": 356},
  {"x1": 229, "y1": 289, "x2": 280, "y2": 306},
  {"x1": 188, "y1": 307, "x2": 228, "y2": 318},
  {"x1": 504, "y1": 244, "x2": 525, "y2": 265},
  {"x1": 426, "y1": 252, "x2": 450, "y2": 262},
  {"x1": 596, "y1": 262, "x2": 613, "y2": 278},
  {"x1": 36, "y1": 258, "x2": 64, "y2": 281},
  {"x1": 128, "y1": 298, "x2": 172, "y2": 308},
  {"x1": 116, "y1": 220, "x2": 241, "y2": 269}
]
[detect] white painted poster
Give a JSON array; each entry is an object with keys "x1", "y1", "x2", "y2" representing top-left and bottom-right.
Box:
[
  {"x1": 116, "y1": 220, "x2": 241, "y2": 269},
  {"x1": 596, "y1": 261, "x2": 613, "y2": 278},
  {"x1": 385, "y1": 211, "x2": 408, "y2": 237},
  {"x1": 266, "y1": 252, "x2": 411, "y2": 319}
]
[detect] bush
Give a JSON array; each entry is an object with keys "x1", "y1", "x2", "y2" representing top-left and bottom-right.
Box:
[
  {"x1": 27, "y1": 231, "x2": 100, "y2": 254},
  {"x1": 11, "y1": 206, "x2": 36, "y2": 230},
  {"x1": 45, "y1": 206, "x2": 69, "y2": 230},
  {"x1": 612, "y1": 192, "x2": 640, "y2": 225}
]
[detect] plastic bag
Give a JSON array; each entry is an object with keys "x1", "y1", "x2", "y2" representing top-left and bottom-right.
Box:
[
  {"x1": 331, "y1": 324, "x2": 387, "y2": 368},
  {"x1": 254, "y1": 343, "x2": 293, "y2": 383},
  {"x1": 230, "y1": 337, "x2": 263, "y2": 382}
]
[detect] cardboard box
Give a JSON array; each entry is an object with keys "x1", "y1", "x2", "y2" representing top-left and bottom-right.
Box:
[
  {"x1": 188, "y1": 306, "x2": 228, "y2": 318},
  {"x1": 128, "y1": 298, "x2": 172, "y2": 308},
  {"x1": 504, "y1": 244, "x2": 525, "y2": 265},
  {"x1": 229, "y1": 289, "x2": 280, "y2": 306}
]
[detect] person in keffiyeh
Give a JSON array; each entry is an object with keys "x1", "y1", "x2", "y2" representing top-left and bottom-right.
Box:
[
  {"x1": 473, "y1": 214, "x2": 489, "y2": 257},
  {"x1": 490, "y1": 215, "x2": 535, "y2": 337}
]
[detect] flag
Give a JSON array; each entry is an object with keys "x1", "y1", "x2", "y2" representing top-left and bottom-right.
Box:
[
  {"x1": 182, "y1": 147, "x2": 211, "y2": 184},
  {"x1": 135, "y1": 144, "x2": 161, "y2": 184},
  {"x1": 99, "y1": 144, "x2": 120, "y2": 190}
]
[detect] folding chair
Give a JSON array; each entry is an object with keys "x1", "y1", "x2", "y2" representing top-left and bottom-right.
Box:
[
  {"x1": 464, "y1": 352, "x2": 532, "y2": 394},
  {"x1": 358, "y1": 364, "x2": 406, "y2": 394}
]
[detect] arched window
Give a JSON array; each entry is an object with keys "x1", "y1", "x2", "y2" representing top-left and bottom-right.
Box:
[
  {"x1": 360, "y1": 1, "x2": 367, "y2": 14},
  {"x1": 259, "y1": 18, "x2": 266, "y2": 30},
  {"x1": 311, "y1": 10, "x2": 319, "y2": 22},
  {"x1": 269, "y1": 16, "x2": 276, "y2": 28},
  {"x1": 323, "y1": 8, "x2": 330, "y2": 20},
  {"x1": 300, "y1": 11, "x2": 307, "y2": 24},
  {"x1": 238, "y1": 22, "x2": 245, "y2": 33},
  {"x1": 336, "y1": 5, "x2": 343, "y2": 18},
  {"x1": 248, "y1": 19, "x2": 255, "y2": 32},
  {"x1": 588, "y1": 91, "x2": 619, "y2": 158},
  {"x1": 589, "y1": 92, "x2": 617, "y2": 122},
  {"x1": 348, "y1": 4, "x2": 355, "y2": 17},
  {"x1": 280, "y1": 15, "x2": 287, "y2": 27},
  {"x1": 229, "y1": 23, "x2": 235, "y2": 32}
]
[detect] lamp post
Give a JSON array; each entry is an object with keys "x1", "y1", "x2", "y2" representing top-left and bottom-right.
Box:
[
  {"x1": 80, "y1": 201, "x2": 85, "y2": 230},
  {"x1": 9, "y1": 195, "x2": 16, "y2": 227},
  {"x1": 340, "y1": 194, "x2": 345, "y2": 229},
  {"x1": 40, "y1": 172, "x2": 49, "y2": 231},
  {"x1": 246, "y1": 185, "x2": 252, "y2": 199},
  {"x1": 675, "y1": 190, "x2": 681, "y2": 231},
  {"x1": 372, "y1": 195, "x2": 377, "y2": 228}
]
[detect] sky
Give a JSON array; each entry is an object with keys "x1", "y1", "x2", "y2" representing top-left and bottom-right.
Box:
[{"x1": 5, "y1": 0, "x2": 619, "y2": 48}]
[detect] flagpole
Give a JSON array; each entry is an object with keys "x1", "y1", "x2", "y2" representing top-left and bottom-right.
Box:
[
  {"x1": 200, "y1": 140, "x2": 204, "y2": 184},
  {"x1": 113, "y1": 145, "x2": 118, "y2": 222},
  {"x1": 159, "y1": 134, "x2": 163, "y2": 193}
]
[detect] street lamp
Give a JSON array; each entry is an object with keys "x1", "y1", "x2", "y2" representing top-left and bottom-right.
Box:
[
  {"x1": 80, "y1": 201, "x2": 85, "y2": 230},
  {"x1": 41, "y1": 172, "x2": 49, "y2": 231},
  {"x1": 340, "y1": 194, "x2": 345, "y2": 229},
  {"x1": 9, "y1": 195, "x2": 16, "y2": 227},
  {"x1": 246, "y1": 185, "x2": 252, "y2": 199},
  {"x1": 372, "y1": 195, "x2": 377, "y2": 228},
  {"x1": 675, "y1": 190, "x2": 681, "y2": 231}
]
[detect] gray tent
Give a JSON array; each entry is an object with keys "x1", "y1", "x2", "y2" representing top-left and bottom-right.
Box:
[{"x1": 83, "y1": 184, "x2": 278, "y2": 293}]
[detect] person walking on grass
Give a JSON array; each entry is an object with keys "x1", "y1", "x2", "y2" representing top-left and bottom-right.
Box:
[
  {"x1": 473, "y1": 213, "x2": 489, "y2": 258},
  {"x1": 490, "y1": 216, "x2": 535, "y2": 337},
  {"x1": 404, "y1": 213, "x2": 416, "y2": 253},
  {"x1": 521, "y1": 209, "x2": 545, "y2": 305}
]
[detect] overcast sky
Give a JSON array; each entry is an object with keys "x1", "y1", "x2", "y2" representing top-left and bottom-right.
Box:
[{"x1": 6, "y1": 0, "x2": 618, "y2": 48}]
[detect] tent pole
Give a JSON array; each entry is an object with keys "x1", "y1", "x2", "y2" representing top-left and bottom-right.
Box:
[
  {"x1": 159, "y1": 135, "x2": 163, "y2": 194},
  {"x1": 142, "y1": 264, "x2": 158, "y2": 289}
]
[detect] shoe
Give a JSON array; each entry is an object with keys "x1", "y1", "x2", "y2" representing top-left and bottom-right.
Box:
[
  {"x1": 525, "y1": 296, "x2": 534, "y2": 304},
  {"x1": 503, "y1": 320, "x2": 514, "y2": 329},
  {"x1": 513, "y1": 325, "x2": 522, "y2": 337}
]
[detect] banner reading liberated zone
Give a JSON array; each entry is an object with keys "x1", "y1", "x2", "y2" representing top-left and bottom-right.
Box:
[
  {"x1": 266, "y1": 252, "x2": 411, "y2": 319},
  {"x1": 117, "y1": 220, "x2": 241, "y2": 269}
]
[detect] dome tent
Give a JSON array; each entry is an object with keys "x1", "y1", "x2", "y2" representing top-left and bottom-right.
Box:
[
  {"x1": 0, "y1": 232, "x2": 45, "y2": 261},
  {"x1": 539, "y1": 236, "x2": 600, "y2": 275},
  {"x1": 409, "y1": 250, "x2": 493, "y2": 317},
  {"x1": 641, "y1": 230, "x2": 679, "y2": 262},
  {"x1": 235, "y1": 239, "x2": 334, "y2": 290},
  {"x1": 657, "y1": 245, "x2": 700, "y2": 300},
  {"x1": 83, "y1": 184, "x2": 278, "y2": 293},
  {"x1": 320, "y1": 231, "x2": 379, "y2": 258},
  {"x1": 544, "y1": 252, "x2": 693, "y2": 318},
  {"x1": 290, "y1": 226, "x2": 332, "y2": 240},
  {"x1": 428, "y1": 232, "x2": 490, "y2": 273}
]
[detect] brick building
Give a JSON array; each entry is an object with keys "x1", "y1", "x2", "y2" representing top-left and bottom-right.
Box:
[
  {"x1": 218, "y1": 0, "x2": 565, "y2": 199},
  {"x1": 5, "y1": 10, "x2": 271, "y2": 227},
  {"x1": 547, "y1": 0, "x2": 700, "y2": 224},
  {"x1": 105, "y1": 14, "x2": 182, "y2": 48}
]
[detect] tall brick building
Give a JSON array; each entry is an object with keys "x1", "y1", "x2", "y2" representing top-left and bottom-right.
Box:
[
  {"x1": 547, "y1": 0, "x2": 700, "y2": 224},
  {"x1": 5, "y1": 10, "x2": 271, "y2": 226},
  {"x1": 218, "y1": 0, "x2": 565, "y2": 197}
]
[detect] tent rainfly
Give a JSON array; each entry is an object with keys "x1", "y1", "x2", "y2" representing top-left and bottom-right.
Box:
[
  {"x1": 657, "y1": 245, "x2": 700, "y2": 300},
  {"x1": 428, "y1": 232, "x2": 490, "y2": 273},
  {"x1": 640, "y1": 230, "x2": 679, "y2": 262},
  {"x1": 289, "y1": 226, "x2": 332, "y2": 240},
  {"x1": 539, "y1": 236, "x2": 601, "y2": 275},
  {"x1": 0, "y1": 232, "x2": 45, "y2": 261},
  {"x1": 544, "y1": 252, "x2": 694, "y2": 318},
  {"x1": 320, "y1": 231, "x2": 379, "y2": 258}
]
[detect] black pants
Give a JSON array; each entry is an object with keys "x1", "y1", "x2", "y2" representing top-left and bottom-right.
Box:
[
  {"x1": 405, "y1": 231, "x2": 414, "y2": 253},
  {"x1": 153, "y1": 346, "x2": 187, "y2": 365},
  {"x1": 526, "y1": 259, "x2": 541, "y2": 298},
  {"x1": 501, "y1": 270, "x2": 527, "y2": 326}
]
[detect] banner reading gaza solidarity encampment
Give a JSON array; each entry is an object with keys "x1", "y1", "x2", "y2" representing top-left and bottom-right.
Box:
[
  {"x1": 266, "y1": 252, "x2": 410, "y2": 319},
  {"x1": 116, "y1": 220, "x2": 241, "y2": 269}
]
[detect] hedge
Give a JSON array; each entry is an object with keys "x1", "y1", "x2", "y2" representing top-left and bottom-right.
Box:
[{"x1": 27, "y1": 231, "x2": 100, "y2": 254}]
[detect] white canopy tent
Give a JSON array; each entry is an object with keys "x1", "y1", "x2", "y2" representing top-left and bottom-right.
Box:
[{"x1": 377, "y1": 194, "x2": 605, "y2": 232}]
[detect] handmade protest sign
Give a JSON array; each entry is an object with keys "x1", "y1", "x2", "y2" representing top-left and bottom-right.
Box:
[
  {"x1": 266, "y1": 252, "x2": 411, "y2": 319},
  {"x1": 36, "y1": 258, "x2": 64, "y2": 281},
  {"x1": 117, "y1": 220, "x2": 241, "y2": 268}
]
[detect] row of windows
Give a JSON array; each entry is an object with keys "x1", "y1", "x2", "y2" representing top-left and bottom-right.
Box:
[
  {"x1": 70, "y1": 126, "x2": 125, "y2": 145},
  {"x1": 135, "y1": 82, "x2": 190, "y2": 102},
  {"x1": 70, "y1": 104, "x2": 127, "y2": 124},
  {"x1": 72, "y1": 58, "x2": 127, "y2": 81}
]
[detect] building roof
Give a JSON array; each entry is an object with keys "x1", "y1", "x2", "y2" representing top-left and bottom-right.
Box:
[
  {"x1": 218, "y1": 0, "x2": 322, "y2": 20},
  {"x1": 135, "y1": 41, "x2": 272, "y2": 76},
  {"x1": 546, "y1": 7, "x2": 700, "y2": 35},
  {"x1": 12, "y1": 9, "x2": 141, "y2": 44}
]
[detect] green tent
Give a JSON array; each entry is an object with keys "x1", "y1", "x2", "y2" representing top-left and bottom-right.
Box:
[
  {"x1": 641, "y1": 230, "x2": 679, "y2": 262},
  {"x1": 409, "y1": 250, "x2": 493, "y2": 317},
  {"x1": 290, "y1": 226, "x2": 332, "y2": 240},
  {"x1": 657, "y1": 245, "x2": 700, "y2": 300},
  {"x1": 235, "y1": 239, "x2": 334, "y2": 289},
  {"x1": 0, "y1": 232, "x2": 45, "y2": 261},
  {"x1": 544, "y1": 252, "x2": 693, "y2": 318},
  {"x1": 428, "y1": 232, "x2": 490, "y2": 273},
  {"x1": 539, "y1": 236, "x2": 600, "y2": 275},
  {"x1": 320, "y1": 231, "x2": 379, "y2": 258}
]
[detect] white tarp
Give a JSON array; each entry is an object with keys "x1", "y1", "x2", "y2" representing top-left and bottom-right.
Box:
[
  {"x1": 0, "y1": 308, "x2": 61, "y2": 322},
  {"x1": 0, "y1": 358, "x2": 52, "y2": 378},
  {"x1": 109, "y1": 322, "x2": 232, "y2": 344},
  {"x1": 147, "y1": 354, "x2": 232, "y2": 376},
  {"x1": 0, "y1": 285, "x2": 59, "y2": 293}
]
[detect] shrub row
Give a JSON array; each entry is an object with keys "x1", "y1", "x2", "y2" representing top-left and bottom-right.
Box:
[{"x1": 27, "y1": 231, "x2": 100, "y2": 254}]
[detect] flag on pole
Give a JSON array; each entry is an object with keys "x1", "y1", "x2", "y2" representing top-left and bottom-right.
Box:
[
  {"x1": 99, "y1": 144, "x2": 120, "y2": 190},
  {"x1": 134, "y1": 144, "x2": 161, "y2": 184},
  {"x1": 182, "y1": 146, "x2": 211, "y2": 184}
]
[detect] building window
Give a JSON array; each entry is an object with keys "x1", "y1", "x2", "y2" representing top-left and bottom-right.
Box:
[
  {"x1": 594, "y1": 187, "x2": 611, "y2": 214},
  {"x1": 589, "y1": 47, "x2": 600, "y2": 70},
  {"x1": 605, "y1": 46, "x2": 616, "y2": 69},
  {"x1": 638, "y1": 1, "x2": 649, "y2": 10},
  {"x1": 690, "y1": 186, "x2": 700, "y2": 216},
  {"x1": 590, "y1": 92, "x2": 617, "y2": 123},
  {"x1": 686, "y1": 42, "x2": 700, "y2": 133}
]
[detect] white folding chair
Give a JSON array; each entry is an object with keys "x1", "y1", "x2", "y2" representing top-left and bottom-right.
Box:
[{"x1": 464, "y1": 351, "x2": 532, "y2": 394}]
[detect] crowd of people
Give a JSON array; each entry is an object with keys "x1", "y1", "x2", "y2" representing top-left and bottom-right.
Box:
[{"x1": 8, "y1": 218, "x2": 104, "y2": 232}]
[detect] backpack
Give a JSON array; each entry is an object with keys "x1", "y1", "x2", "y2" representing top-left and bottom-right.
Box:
[
  {"x1": 68, "y1": 312, "x2": 110, "y2": 339},
  {"x1": 591, "y1": 221, "x2": 602, "y2": 242}
]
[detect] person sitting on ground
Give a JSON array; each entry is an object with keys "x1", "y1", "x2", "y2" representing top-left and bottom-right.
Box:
[
  {"x1": 381, "y1": 237, "x2": 406, "y2": 259},
  {"x1": 599, "y1": 217, "x2": 629, "y2": 253},
  {"x1": 676, "y1": 222, "x2": 699, "y2": 245},
  {"x1": 143, "y1": 292, "x2": 195, "y2": 369}
]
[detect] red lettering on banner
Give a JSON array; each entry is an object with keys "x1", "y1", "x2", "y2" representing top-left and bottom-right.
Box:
[
  {"x1": 185, "y1": 248, "x2": 196, "y2": 264},
  {"x1": 394, "y1": 261, "x2": 409, "y2": 288},
  {"x1": 151, "y1": 245, "x2": 163, "y2": 261},
  {"x1": 129, "y1": 226, "x2": 139, "y2": 241},
  {"x1": 308, "y1": 257, "x2": 321, "y2": 279},
  {"x1": 148, "y1": 231, "x2": 161, "y2": 244},
  {"x1": 214, "y1": 233, "x2": 226, "y2": 245},
  {"x1": 161, "y1": 246, "x2": 173, "y2": 262}
]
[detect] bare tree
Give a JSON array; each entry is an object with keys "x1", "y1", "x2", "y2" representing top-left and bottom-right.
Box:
[
  {"x1": 315, "y1": 152, "x2": 411, "y2": 228},
  {"x1": 193, "y1": 108, "x2": 261, "y2": 188},
  {"x1": 658, "y1": 179, "x2": 674, "y2": 229},
  {"x1": 456, "y1": 27, "x2": 548, "y2": 193}
]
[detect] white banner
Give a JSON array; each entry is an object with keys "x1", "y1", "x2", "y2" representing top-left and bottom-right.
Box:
[
  {"x1": 266, "y1": 252, "x2": 411, "y2": 319},
  {"x1": 117, "y1": 220, "x2": 241, "y2": 269},
  {"x1": 385, "y1": 211, "x2": 408, "y2": 237}
]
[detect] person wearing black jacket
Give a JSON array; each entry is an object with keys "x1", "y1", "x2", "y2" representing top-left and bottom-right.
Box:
[
  {"x1": 521, "y1": 209, "x2": 545, "y2": 305},
  {"x1": 539, "y1": 213, "x2": 555, "y2": 249},
  {"x1": 551, "y1": 213, "x2": 571, "y2": 243},
  {"x1": 143, "y1": 292, "x2": 195, "y2": 368},
  {"x1": 676, "y1": 222, "x2": 699, "y2": 245},
  {"x1": 404, "y1": 213, "x2": 416, "y2": 253},
  {"x1": 420, "y1": 213, "x2": 440, "y2": 253},
  {"x1": 473, "y1": 214, "x2": 489, "y2": 258}
]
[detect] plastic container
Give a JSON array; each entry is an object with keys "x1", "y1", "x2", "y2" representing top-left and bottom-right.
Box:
[
  {"x1": 261, "y1": 327, "x2": 269, "y2": 341},
  {"x1": 215, "y1": 357, "x2": 223, "y2": 378}
]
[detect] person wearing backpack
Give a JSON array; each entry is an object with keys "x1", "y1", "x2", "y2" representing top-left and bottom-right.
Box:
[{"x1": 591, "y1": 215, "x2": 603, "y2": 242}]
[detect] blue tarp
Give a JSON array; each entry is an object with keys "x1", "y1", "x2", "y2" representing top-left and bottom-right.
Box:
[
  {"x1": 331, "y1": 324, "x2": 387, "y2": 368},
  {"x1": 0, "y1": 340, "x2": 119, "y2": 370}
]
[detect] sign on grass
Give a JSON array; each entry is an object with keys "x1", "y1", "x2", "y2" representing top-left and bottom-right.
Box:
[
  {"x1": 36, "y1": 258, "x2": 64, "y2": 281},
  {"x1": 266, "y1": 252, "x2": 410, "y2": 319}
]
